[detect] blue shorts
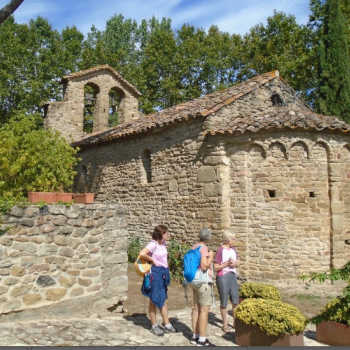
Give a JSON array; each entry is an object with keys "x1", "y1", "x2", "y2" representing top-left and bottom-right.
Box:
[{"x1": 216, "y1": 272, "x2": 239, "y2": 308}]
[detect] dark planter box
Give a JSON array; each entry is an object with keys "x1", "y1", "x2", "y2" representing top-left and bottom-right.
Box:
[
  {"x1": 316, "y1": 320, "x2": 350, "y2": 346},
  {"x1": 235, "y1": 319, "x2": 304, "y2": 346}
]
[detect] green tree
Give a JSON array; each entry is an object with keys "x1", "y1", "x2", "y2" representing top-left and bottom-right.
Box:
[
  {"x1": 59, "y1": 25, "x2": 84, "y2": 74},
  {"x1": 0, "y1": 113, "x2": 80, "y2": 201},
  {"x1": 80, "y1": 25, "x2": 106, "y2": 70},
  {"x1": 0, "y1": 16, "x2": 84, "y2": 124},
  {"x1": 140, "y1": 25, "x2": 180, "y2": 112},
  {"x1": 317, "y1": 0, "x2": 350, "y2": 120},
  {"x1": 239, "y1": 11, "x2": 314, "y2": 103},
  {"x1": 199, "y1": 25, "x2": 242, "y2": 94}
]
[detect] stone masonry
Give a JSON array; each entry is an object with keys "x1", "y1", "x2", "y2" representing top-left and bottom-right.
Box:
[
  {"x1": 0, "y1": 204, "x2": 128, "y2": 321},
  {"x1": 46, "y1": 69, "x2": 350, "y2": 297},
  {"x1": 44, "y1": 65, "x2": 143, "y2": 142}
]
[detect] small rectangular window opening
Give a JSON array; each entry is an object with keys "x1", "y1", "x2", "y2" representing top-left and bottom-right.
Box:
[
  {"x1": 309, "y1": 191, "x2": 316, "y2": 198},
  {"x1": 268, "y1": 190, "x2": 276, "y2": 198}
]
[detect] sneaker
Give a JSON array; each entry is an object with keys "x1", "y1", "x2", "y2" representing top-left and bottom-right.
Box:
[
  {"x1": 150, "y1": 324, "x2": 164, "y2": 337},
  {"x1": 196, "y1": 338, "x2": 215, "y2": 347},
  {"x1": 190, "y1": 336, "x2": 199, "y2": 345},
  {"x1": 163, "y1": 324, "x2": 176, "y2": 333}
]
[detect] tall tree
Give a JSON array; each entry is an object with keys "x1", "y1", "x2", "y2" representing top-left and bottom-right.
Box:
[
  {"x1": 317, "y1": 0, "x2": 350, "y2": 120},
  {"x1": 0, "y1": 0, "x2": 24, "y2": 25},
  {"x1": 0, "y1": 16, "x2": 84, "y2": 124},
  {"x1": 199, "y1": 25, "x2": 242, "y2": 95},
  {"x1": 80, "y1": 25, "x2": 106, "y2": 70},
  {"x1": 239, "y1": 11, "x2": 314, "y2": 103},
  {"x1": 140, "y1": 25, "x2": 180, "y2": 112}
]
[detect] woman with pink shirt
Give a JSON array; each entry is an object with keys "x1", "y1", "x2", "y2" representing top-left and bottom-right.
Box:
[
  {"x1": 139, "y1": 225, "x2": 176, "y2": 337},
  {"x1": 214, "y1": 230, "x2": 240, "y2": 334}
]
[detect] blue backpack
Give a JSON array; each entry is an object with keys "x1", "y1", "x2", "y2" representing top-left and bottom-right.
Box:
[{"x1": 183, "y1": 246, "x2": 202, "y2": 283}]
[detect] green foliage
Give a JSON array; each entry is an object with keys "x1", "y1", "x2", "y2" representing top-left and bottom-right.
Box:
[
  {"x1": 299, "y1": 260, "x2": 350, "y2": 325},
  {"x1": 56, "y1": 200, "x2": 73, "y2": 207},
  {"x1": 0, "y1": 113, "x2": 80, "y2": 200},
  {"x1": 127, "y1": 235, "x2": 190, "y2": 282},
  {"x1": 300, "y1": 260, "x2": 350, "y2": 284},
  {"x1": 167, "y1": 237, "x2": 190, "y2": 282},
  {"x1": 310, "y1": 295, "x2": 350, "y2": 325},
  {"x1": 0, "y1": 16, "x2": 84, "y2": 124},
  {"x1": 317, "y1": 0, "x2": 350, "y2": 121},
  {"x1": 2, "y1": 6, "x2": 350, "y2": 125},
  {"x1": 239, "y1": 11, "x2": 314, "y2": 104},
  {"x1": 235, "y1": 298, "x2": 307, "y2": 336},
  {"x1": 239, "y1": 282, "x2": 282, "y2": 300},
  {"x1": 0, "y1": 227, "x2": 9, "y2": 236},
  {"x1": 127, "y1": 236, "x2": 141, "y2": 263}
]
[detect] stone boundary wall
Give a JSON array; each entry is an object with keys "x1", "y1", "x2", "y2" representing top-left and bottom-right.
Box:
[{"x1": 0, "y1": 204, "x2": 128, "y2": 322}]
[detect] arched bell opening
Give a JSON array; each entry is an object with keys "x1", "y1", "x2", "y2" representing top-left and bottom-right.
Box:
[
  {"x1": 108, "y1": 87, "x2": 125, "y2": 127},
  {"x1": 84, "y1": 83, "x2": 100, "y2": 133}
]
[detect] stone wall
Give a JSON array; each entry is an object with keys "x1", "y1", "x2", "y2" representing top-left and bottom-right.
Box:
[
  {"x1": 72, "y1": 82, "x2": 349, "y2": 296},
  {"x1": 224, "y1": 131, "x2": 349, "y2": 296},
  {"x1": 74, "y1": 81, "x2": 310, "y2": 247},
  {"x1": 74, "y1": 117, "x2": 223, "y2": 246},
  {"x1": 0, "y1": 204, "x2": 128, "y2": 321}
]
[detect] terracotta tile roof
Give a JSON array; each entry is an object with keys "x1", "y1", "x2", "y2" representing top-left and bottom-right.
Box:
[
  {"x1": 61, "y1": 64, "x2": 142, "y2": 96},
  {"x1": 71, "y1": 70, "x2": 350, "y2": 148},
  {"x1": 72, "y1": 71, "x2": 280, "y2": 147},
  {"x1": 204, "y1": 107, "x2": 350, "y2": 135}
]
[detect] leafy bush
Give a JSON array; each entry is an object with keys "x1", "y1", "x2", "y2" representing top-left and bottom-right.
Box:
[
  {"x1": 300, "y1": 260, "x2": 350, "y2": 325},
  {"x1": 0, "y1": 114, "x2": 80, "y2": 201},
  {"x1": 127, "y1": 236, "x2": 141, "y2": 263},
  {"x1": 167, "y1": 237, "x2": 190, "y2": 282},
  {"x1": 239, "y1": 282, "x2": 281, "y2": 300},
  {"x1": 310, "y1": 296, "x2": 350, "y2": 326},
  {"x1": 128, "y1": 236, "x2": 190, "y2": 282},
  {"x1": 235, "y1": 298, "x2": 307, "y2": 336}
]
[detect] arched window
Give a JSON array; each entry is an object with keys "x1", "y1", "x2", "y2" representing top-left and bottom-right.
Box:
[
  {"x1": 108, "y1": 90, "x2": 121, "y2": 127},
  {"x1": 141, "y1": 149, "x2": 152, "y2": 184},
  {"x1": 84, "y1": 83, "x2": 100, "y2": 133}
]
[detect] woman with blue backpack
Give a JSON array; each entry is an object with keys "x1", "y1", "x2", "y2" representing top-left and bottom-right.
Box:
[
  {"x1": 138, "y1": 225, "x2": 176, "y2": 336},
  {"x1": 188, "y1": 228, "x2": 215, "y2": 347}
]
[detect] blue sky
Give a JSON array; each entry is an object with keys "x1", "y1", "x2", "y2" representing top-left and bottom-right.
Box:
[{"x1": 0, "y1": 0, "x2": 311, "y2": 37}]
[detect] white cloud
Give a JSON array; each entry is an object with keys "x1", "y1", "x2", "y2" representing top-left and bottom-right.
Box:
[{"x1": 0, "y1": 0, "x2": 311, "y2": 36}]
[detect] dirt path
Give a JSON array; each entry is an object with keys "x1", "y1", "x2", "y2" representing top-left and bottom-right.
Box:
[
  {"x1": 125, "y1": 264, "x2": 194, "y2": 315},
  {"x1": 125, "y1": 265, "x2": 330, "y2": 318}
]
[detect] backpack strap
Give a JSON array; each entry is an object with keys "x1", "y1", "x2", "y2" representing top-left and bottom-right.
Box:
[{"x1": 149, "y1": 240, "x2": 158, "y2": 256}]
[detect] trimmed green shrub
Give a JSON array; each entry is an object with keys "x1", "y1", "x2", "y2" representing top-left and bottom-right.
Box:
[
  {"x1": 239, "y1": 281, "x2": 281, "y2": 300},
  {"x1": 235, "y1": 298, "x2": 307, "y2": 336},
  {"x1": 310, "y1": 296, "x2": 350, "y2": 326}
]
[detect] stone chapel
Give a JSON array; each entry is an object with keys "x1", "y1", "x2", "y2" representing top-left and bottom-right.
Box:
[{"x1": 44, "y1": 64, "x2": 350, "y2": 294}]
